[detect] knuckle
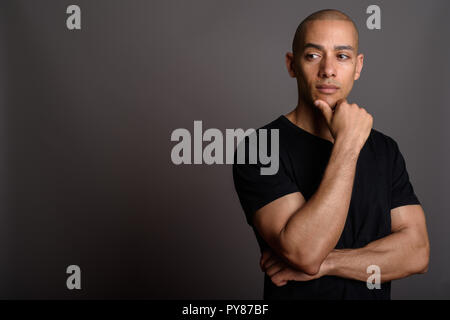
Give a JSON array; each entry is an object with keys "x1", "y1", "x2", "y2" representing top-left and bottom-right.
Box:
[{"x1": 272, "y1": 273, "x2": 281, "y2": 283}]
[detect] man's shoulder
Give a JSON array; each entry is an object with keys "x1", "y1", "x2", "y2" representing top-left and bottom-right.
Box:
[
  {"x1": 255, "y1": 115, "x2": 285, "y2": 131},
  {"x1": 234, "y1": 115, "x2": 287, "y2": 148},
  {"x1": 369, "y1": 128, "x2": 400, "y2": 155}
]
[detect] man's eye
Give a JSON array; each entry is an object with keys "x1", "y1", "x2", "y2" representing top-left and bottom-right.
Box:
[
  {"x1": 306, "y1": 53, "x2": 319, "y2": 59},
  {"x1": 338, "y1": 54, "x2": 349, "y2": 60}
]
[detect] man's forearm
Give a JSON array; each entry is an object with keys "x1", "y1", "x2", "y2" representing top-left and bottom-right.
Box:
[
  {"x1": 280, "y1": 138, "x2": 361, "y2": 272},
  {"x1": 324, "y1": 228, "x2": 429, "y2": 283}
]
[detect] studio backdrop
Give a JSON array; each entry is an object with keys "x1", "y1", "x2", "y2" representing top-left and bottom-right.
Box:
[{"x1": 0, "y1": 0, "x2": 449, "y2": 299}]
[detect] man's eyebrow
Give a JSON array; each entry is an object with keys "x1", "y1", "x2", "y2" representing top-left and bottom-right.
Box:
[
  {"x1": 303, "y1": 43, "x2": 324, "y2": 51},
  {"x1": 303, "y1": 43, "x2": 355, "y2": 51},
  {"x1": 334, "y1": 45, "x2": 354, "y2": 51}
]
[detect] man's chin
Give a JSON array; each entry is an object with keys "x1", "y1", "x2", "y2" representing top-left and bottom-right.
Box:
[
  {"x1": 320, "y1": 99, "x2": 338, "y2": 109},
  {"x1": 309, "y1": 94, "x2": 340, "y2": 110},
  {"x1": 312, "y1": 94, "x2": 337, "y2": 107},
  {"x1": 321, "y1": 96, "x2": 345, "y2": 110}
]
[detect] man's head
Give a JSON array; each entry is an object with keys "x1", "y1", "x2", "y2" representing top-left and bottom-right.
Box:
[{"x1": 286, "y1": 9, "x2": 364, "y2": 109}]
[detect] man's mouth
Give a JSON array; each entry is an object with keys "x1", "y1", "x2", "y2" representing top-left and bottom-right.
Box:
[{"x1": 316, "y1": 84, "x2": 339, "y2": 94}]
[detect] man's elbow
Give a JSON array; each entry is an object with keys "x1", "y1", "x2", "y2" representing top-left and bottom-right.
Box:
[
  {"x1": 278, "y1": 228, "x2": 327, "y2": 275},
  {"x1": 295, "y1": 260, "x2": 322, "y2": 276},
  {"x1": 416, "y1": 242, "x2": 430, "y2": 274},
  {"x1": 409, "y1": 237, "x2": 430, "y2": 275},
  {"x1": 282, "y1": 247, "x2": 324, "y2": 276}
]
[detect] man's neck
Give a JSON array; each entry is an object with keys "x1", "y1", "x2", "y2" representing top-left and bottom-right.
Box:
[{"x1": 285, "y1": 99, "x2": 335, "y2": 143}]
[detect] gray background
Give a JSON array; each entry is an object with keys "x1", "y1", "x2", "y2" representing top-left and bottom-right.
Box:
[{"x1": 0, "y1": 0, "x2": 449, "y2": 299}]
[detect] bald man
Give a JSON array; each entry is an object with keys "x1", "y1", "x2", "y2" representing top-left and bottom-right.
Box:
[{"x1": 233, "y1": 9, "x2": 429, "y2": 300}]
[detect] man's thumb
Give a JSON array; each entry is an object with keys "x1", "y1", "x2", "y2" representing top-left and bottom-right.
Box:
[{"x1": 314, "y1": 99, "x2": 333, "y2": 124}]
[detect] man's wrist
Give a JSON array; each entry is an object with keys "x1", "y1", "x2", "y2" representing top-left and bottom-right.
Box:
[
  {"x1": 322, "y1": 250, "x2": 339, "y2": 276},
  {"x1": 333, "y1": 137, "x2": 362, "y2": 160}
]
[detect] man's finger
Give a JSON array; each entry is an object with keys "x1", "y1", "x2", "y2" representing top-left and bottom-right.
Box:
[
  {"x1": 260, "y1": 250, "x2": 272, "y2": 271},
  {"x1": 314, "y1": 99, "x2": 333, "y2": 124},
  {"x1": 274, "y1": 280, "x2": 288, "y2": 287},
  {"x1": 271, "y1": 269, "x2": 291, "y2": 286},
  {"x1": 272, "y1": 269, "x2": 291, "y2": 286},
  {"x1": 333, "y1": 98, "x2": 348, "y2": 110},
  {"x1": 262, "y1": 256, "x2": 278, "y2": 272},
  {"x1": 265, "y1": 261, "x2": 284, "y2": 277}
]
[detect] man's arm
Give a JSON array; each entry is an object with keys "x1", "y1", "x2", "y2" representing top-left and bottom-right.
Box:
[
  {"x1": 324, "y1": 204, "x2": 429, "y2": 282},
  {"x1": 253, "y1": 99, "x2": 373, "y2": 275},
  {"x1": 262, "y1": 204, "x2": 430, "y2": 286}
]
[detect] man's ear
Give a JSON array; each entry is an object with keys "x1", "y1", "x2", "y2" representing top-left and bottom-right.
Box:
[
  {"x1": 354, "y1": 53, "x2": 364, "y2": 81},
  {"x1": 285, "y1": 52, "x2": 297, "y2": 78}
]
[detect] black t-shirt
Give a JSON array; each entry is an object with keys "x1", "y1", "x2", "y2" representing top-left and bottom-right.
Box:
[{"x1": 232, "y1": 115, "x2": 420, "y2": 300}]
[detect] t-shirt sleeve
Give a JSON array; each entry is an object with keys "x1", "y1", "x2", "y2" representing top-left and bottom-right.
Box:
[
  {"x1": 390, "y1": 138, "x2": 420, "y2": 209},
  {"x1": 232, "y1": 139, "x2": 299, "y2": 227}
]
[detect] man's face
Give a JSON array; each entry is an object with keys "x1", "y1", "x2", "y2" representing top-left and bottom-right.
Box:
[{"x1": 290, "y1": 19, "x2": 363, "y2": 108}]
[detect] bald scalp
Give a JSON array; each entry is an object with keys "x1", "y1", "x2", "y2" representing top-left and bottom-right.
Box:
[{"x1": 292, "y1": 9, "x2": 359, "y2": 57}]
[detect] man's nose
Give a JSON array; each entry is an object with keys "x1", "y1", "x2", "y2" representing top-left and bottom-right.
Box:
[{"x1": 319, "y1": 56, "x2": 336, "y2": 78}]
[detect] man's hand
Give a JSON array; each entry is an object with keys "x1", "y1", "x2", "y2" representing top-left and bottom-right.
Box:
[
  {"x1": 314, "y1": 99, "x2": 373, "y2": 152},
  {"x1": 260, "y1": 248, "x2": 329, "y2": 287}
]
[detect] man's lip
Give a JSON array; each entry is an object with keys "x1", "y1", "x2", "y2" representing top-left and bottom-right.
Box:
[
  {"x1": 316, "y1": 85, "x2": 339, "y2": 89},
  {"x1": 316, "y1": 86, "x2": 339, "y2": 94}
]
